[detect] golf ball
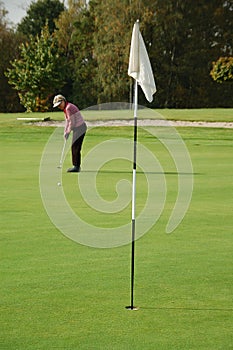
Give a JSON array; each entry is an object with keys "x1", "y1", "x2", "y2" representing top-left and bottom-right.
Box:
[{"x1": 57, "y1": 182, "x2": 61, "y2": 186}]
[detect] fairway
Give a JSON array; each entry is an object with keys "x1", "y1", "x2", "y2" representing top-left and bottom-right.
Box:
[{"x1": 1, "y1": 112, "x2": 233, "y2": 349}]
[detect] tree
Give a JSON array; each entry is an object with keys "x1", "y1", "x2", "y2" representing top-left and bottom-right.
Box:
[
  {"x1": 3, "y1": 0, "x2": 232, "y2": 111},
  {"x1": 91, "y1": 0, "x2": 154, "y2": 105},
  {"x1": 210, "y1": 57, "x2": 233, "y2": 82},
  {"x1": 151, "y1": 0, "x2": 233, "y2": 108},
  {"x1": 0, "y1": 0, "x2": 7, "y2": 26},
  {"x1": 68, "y1": 1, "x2": 98, "y2": 108},
  {"x1": 41, "y1": 0, "x2": 233, "y2": 108},
  {"x1": 54, "y1": 0, "x2": 94, "y2": 107},
  {"x1": 0, "y1": 1, "x2": 25, "y2": 112},
  {"x1": 5, "y1": 25, "x2": 65, "y2": 112},
  {"x1": 17, "y1": 0, "x2": 65, "y2": 36}
]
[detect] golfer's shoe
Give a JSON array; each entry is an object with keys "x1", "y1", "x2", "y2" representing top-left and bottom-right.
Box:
[{"x1": 67, "y1": 166, "x2": 81, "y2": 173}]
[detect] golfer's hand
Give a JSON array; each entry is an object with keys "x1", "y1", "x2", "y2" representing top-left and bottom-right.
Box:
[{"x1": 64, "y1": 133, "x2": 70, "y2": 140}]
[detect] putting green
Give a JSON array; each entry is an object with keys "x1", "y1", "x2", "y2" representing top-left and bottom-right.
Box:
[{"x1": 0, "y1": 112, "x2": 233, "y2": 349}]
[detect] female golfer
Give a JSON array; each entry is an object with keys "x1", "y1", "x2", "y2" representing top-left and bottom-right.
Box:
[{"x1": 53, "y1": 94, "x2": 87, "y2": 172}]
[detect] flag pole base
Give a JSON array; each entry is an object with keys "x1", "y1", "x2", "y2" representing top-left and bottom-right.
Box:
[{"x1": 125, "y1": 306, "x2": 139, "y2": 311}]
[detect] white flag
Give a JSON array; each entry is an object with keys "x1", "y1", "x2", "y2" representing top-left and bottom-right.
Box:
[{"x1": 128, "y1": 21, "x2": 156, "y2": 102}]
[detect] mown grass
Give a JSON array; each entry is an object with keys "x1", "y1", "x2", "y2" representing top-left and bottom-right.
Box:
[{"x1": 0, "y1": 111, "x2": 233, "y2": 349}]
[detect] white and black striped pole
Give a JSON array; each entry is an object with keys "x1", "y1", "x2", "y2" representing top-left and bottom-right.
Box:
[
  {"x1": 126, "y1": 80, "x2": 138, "y2": 311},
  {"x1": 126, "y1": 19, "x2": 156, "y2": 310}
]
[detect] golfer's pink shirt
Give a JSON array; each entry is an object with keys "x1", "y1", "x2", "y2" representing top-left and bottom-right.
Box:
[{"x1": 64, "y1": 102, "x2": 85, "y2": 135}]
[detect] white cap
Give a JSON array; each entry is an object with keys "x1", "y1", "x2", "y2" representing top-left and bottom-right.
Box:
[{"x1": 53, "y1": 94, "x2": 66, "y2": 108}]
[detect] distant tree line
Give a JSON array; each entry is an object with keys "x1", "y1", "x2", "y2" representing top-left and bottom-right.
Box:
[{"x1": 0, "y1": 0, "x2": 232, "y2": 112}]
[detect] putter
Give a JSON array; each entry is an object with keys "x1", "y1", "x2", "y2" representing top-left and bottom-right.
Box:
[{"x1": 57, "y1": 139, "x2": 66, "y2": 168}]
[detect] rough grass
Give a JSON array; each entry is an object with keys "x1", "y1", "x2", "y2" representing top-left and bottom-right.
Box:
[{"x1": 1, "y1": 108, "x2": 233, "y2": 123}]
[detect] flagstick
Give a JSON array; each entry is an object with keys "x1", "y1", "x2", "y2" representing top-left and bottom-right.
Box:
[
  {"x1": 126, "y1": 80, "x2": 139, "y2": 311},
  {"x1": 126, "y1": 18, "x2": 156, "y2": 311}
]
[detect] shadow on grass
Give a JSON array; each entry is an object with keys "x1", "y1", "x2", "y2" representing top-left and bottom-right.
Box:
[
  {"x1": 81, "y1": 170, "x2": 201, "y2": 176},
  {"x1": 139, "y1": 306, "x2": 233, "y2": 312}
]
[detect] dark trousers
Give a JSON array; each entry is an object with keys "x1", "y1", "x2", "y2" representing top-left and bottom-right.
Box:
[{"x1": 71, "y1": 123, "x2": 87, "y2": 168}]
